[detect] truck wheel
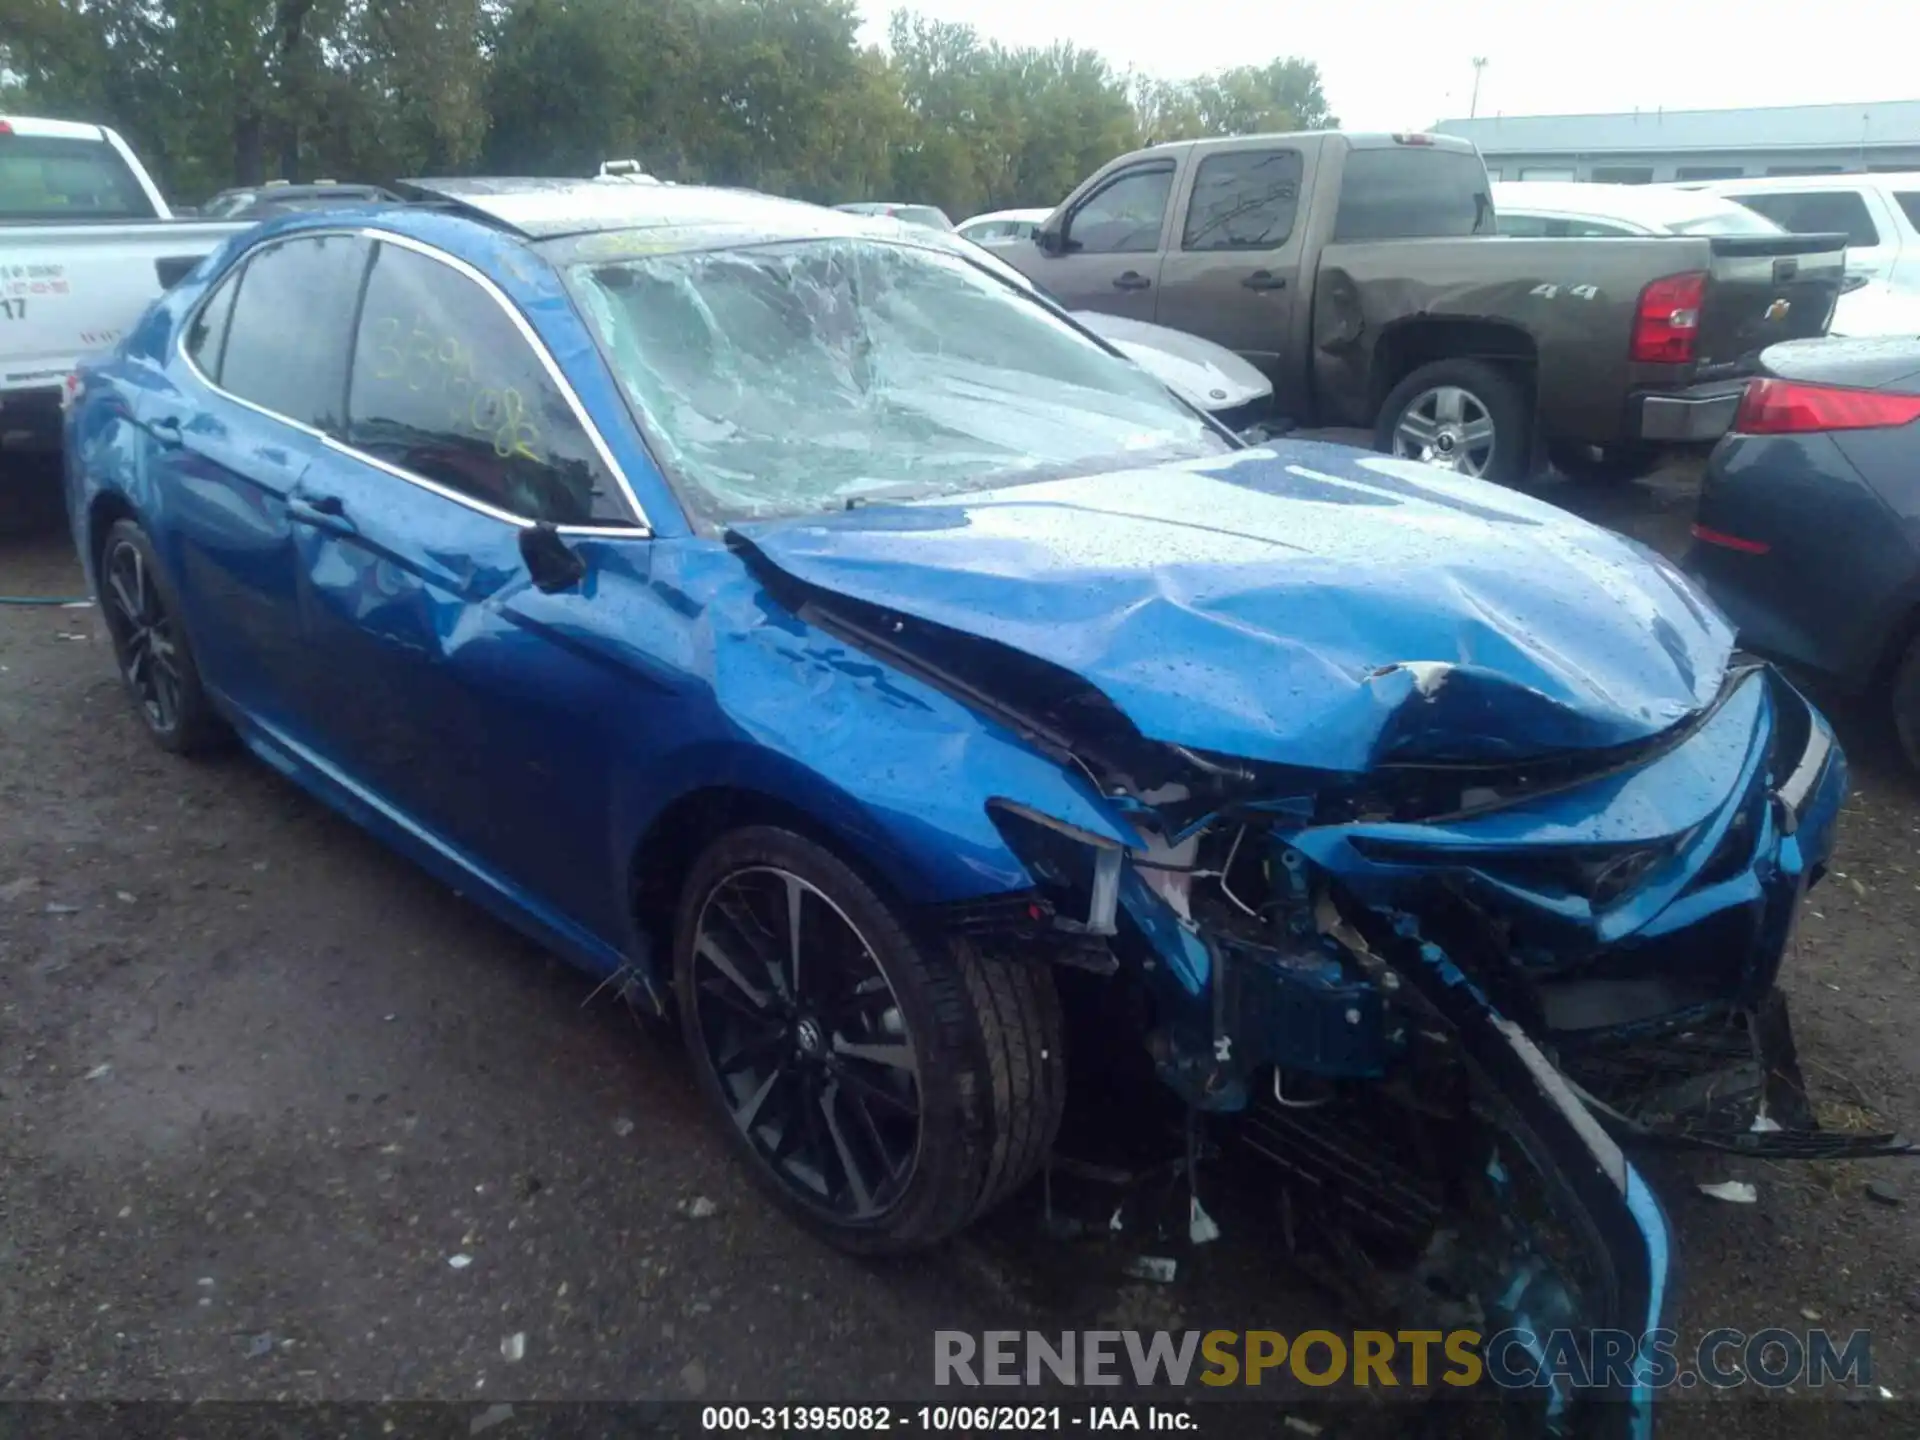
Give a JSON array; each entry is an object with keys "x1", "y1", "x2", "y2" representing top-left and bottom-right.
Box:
[
  {"x1": 1550, "y1": 441, "x2": 1658, "y2": 484},
  {"x1": 674, "y1": 824, "x2": 1064, "y2": 1254},
  {"x1": 1893, "y1": 632, "x2": 1920, "y2": 775},
  {"x1": 1375, "y1": 360, "x2": 1530, "y2": 486}
]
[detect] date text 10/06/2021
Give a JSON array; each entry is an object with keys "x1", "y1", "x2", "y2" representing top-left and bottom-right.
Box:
[{"x1": 701, "y1": 1408, "x2": 1196, "y2": 1432}]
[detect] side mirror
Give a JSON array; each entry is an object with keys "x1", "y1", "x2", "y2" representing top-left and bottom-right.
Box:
[
  {"x1": 519, "y1": 521, "x2": 586, "y2": 594},
  {"x1": 1034, "y1": 218, "x2": 1066, "y2": 257}
]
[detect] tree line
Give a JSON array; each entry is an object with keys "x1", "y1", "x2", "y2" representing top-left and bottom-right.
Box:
[{"x1": 0, "y1": 0, "x2": 1335, "y2": 219}]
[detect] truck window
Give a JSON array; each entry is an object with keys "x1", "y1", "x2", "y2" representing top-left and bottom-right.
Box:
[
  {"x1": 1066, "y1": 165, "x2": 1174, "y2": 255},
  {"x1": 0, "y1": 134, "x2": 157, "y2": 222},
  {"x1": 1728, "y1": 191, "x2": 1880, "y2": 249},
  {"x1": 1894, "y1": 193, "x2": 1920, "y2": 231},
  {"x1": 1332, "y1": 148, "x2": 1493, "y2": 242},
  {"x1": 1182, "y1": 150, "x2": 1303, "y2": 251}
]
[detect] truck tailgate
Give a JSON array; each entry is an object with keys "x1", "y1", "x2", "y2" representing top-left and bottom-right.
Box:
[
  {"x1": 1697, "y1": 232, "x2": 1846, "y2": 368},
  {"x1": 1, "y1": 222, "x2": 246, "y2": 395}
]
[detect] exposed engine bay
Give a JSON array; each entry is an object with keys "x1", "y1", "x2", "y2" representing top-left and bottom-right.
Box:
[{"x1": 725, "y1": 456, "x2": 1913, "y2": 1438}]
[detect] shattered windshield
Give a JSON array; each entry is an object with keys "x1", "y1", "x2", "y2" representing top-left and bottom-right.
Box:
[{"x1": 566, "y1": 237, "x2": 1228, "y2": 520}]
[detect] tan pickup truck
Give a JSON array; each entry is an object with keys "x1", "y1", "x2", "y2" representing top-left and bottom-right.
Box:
[{"x1": 1008, "y1": 130, "x2": 1848, "y2": 482}]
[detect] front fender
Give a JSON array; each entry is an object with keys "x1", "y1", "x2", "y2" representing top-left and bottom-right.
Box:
[{"x1": 622, "y1": 542, "x2": 1142, "y2": 909}]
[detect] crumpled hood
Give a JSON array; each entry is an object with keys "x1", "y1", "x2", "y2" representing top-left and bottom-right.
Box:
[{"x1": 735, "y1": 441, "x2": 1734, "y2": 772}]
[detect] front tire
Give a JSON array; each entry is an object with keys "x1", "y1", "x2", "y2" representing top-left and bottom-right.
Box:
[
  {"x1": 97, "y1": 518, "x2": 227, "y2": 755},
  {"x1": 1375, "y1": 359, "x2": 1531, "y2": 486},
  {"x1": 673, "y1": 825, "x2": 1064, "y2": 1253}
]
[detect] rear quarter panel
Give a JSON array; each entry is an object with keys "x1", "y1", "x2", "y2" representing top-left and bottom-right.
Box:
[{"x1": 1310, "y1": 236, "x2": 1704, "y2": 441}]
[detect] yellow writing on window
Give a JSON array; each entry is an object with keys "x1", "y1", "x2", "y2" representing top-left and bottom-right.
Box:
[{"x1": 368, "y1": 313, "x2": 542, "y2": 461}]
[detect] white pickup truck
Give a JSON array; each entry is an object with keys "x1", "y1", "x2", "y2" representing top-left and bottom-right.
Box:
[{"x1": 1, "y1": 115, "x2": 248, "y2": 466}]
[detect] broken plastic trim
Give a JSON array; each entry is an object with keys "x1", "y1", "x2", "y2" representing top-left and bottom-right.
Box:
[{"x1": 988, "y1": 800, "x2": 1125, "y2": 936}]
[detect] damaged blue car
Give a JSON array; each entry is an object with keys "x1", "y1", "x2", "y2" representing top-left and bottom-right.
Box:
[{"x1": 65, "y1": 180, "x2": 1893, "y2": 1438}]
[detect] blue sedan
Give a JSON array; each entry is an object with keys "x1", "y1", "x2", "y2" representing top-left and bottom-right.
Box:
[{"x1": 64, "y1": 178, "x2": 1882, "y2": 1432}]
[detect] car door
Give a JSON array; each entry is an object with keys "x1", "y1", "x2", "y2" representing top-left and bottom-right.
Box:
[
  {"x1": 1153, "y1": 144, "x2": 1308, "y2": 375},
  {"x1": 1027, "y1": 160, "x2": 1177, "y2": 321},
  {"x1": 288, "y1": 235, "x2": 653, "y2": 940},
  {"x1": 139, "y1": 231, "x2": 369, "y2": 731}
]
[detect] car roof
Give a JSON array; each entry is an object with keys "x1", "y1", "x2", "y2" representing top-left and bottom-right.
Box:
[
  {"x1": 405, "y1": 177, "x2": 897, "y2": 243},
  {"x1": 0, "y1": 114, "x2": 111, "y2": 142},
  {"x1": 237, "y1": 179, "x2": 953, "y2": 286},
  {"x1": 1671, "y1": 172, "x2": 1920, "y2": 193},
  {"x1": 1491, "y1": 180, "x2": 1770, "y2": 231}
]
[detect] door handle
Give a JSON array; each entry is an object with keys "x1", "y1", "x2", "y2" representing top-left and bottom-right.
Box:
[
  {"x1": 1242, "y1": 271, "x2": 1287, "y2": 292},
  {"x1": 1112, "y1": 271, "x2": 1152, "y2": 292},
  {"x1": 148, "y1": 417, "x2": 184, "y2": 449},
  {"x1": 289, "y1": 492, "x2": 349, "y2": 527}
]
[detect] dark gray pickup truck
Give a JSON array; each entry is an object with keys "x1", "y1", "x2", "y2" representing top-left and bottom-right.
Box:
[{"x1": 1008, "y1": 131, "x2": 1847, "y2": 482}]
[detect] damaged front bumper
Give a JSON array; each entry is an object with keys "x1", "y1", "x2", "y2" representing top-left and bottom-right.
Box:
[{"x1": 989, "y1": 663, "x2": 1888, "y2": 1437}]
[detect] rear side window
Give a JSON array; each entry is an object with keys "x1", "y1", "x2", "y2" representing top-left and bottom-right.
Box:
[
  {"x1": 0, "y1": 134, "x2": 156, "y2": 222},
  {"x1": 1729, "y1": 191, "x2": 1881, "y2": 249},
  {"x1": 220, "y1": 234, "x2": 370, "y2": 430},
  {"x1": 345, "y1": 242, "x2": 628, "y2": 527},
  {"x1": 1183, "y1": 149, "x2": 1303, "y2": 251},
  {"x1": 183, "y1": 272, "x2": 240, "y2": 378},
  {"x1": 1334, "y1": 148, "x2": 1495, "y2": 241},
  {"x1": 1896, "y1": 193, "x2": 1920, "y2": 231}
]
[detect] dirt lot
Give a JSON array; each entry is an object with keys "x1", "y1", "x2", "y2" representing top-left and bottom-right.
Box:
[{"x1": 3, "y1": 451, "x2": 1918, "y2": 1435}]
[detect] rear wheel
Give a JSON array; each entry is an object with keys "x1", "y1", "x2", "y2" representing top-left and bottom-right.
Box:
[
  {"x1": 97, "y1": 519, "x2": 226, "y2": 754},
  {"x1": 1375, "y1": 359, "x2": 1531, "y2": 486},
  {"x1": 673, "y1": 825, "x2": 1063, "y2": 1253},
  {"x1": 1892, "y1": 632, "x2": 1920, "y2": 775}
]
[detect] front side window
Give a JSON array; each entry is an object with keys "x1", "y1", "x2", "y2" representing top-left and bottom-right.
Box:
[
  {"x1": 1066, "y1": 166, "x2": 1174, "y2": 254},
  {"x1": 346, "y1": 242, "x2": 629, "y2": 527},
  {"x1": 1183, "y1": 149, "x2": 1303, "y2": 251},
  {"x1": 220, "y1": 233, "x2": 369, "y2": 430},
  {"x1": 566, "y1": 237, "x2": 1228, "y2": 521}
]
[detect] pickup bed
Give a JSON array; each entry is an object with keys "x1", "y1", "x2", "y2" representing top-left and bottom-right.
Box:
[
  {"x1": 1008, "y1": 131, "x2": 1848, "y2": 483},
  {"x1": 2, "y1": 116, "x2": 246, "y2": 460}
]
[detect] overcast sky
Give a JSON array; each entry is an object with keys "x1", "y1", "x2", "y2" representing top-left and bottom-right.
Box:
[{"x1": 857, "y1": 0, "x2": 1911, "y2": 131}]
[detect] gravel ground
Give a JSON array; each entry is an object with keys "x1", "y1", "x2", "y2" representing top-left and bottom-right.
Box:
[{"x1": 2, "y1": 449, "x2": 1917, "y2": 1436}]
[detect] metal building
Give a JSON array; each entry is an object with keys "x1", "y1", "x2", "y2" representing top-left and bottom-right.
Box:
[{"x1": 1433, "y1": 100, "x2": 1920, "y2": 184}]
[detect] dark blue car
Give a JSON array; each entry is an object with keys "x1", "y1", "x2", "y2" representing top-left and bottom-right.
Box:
[{"x1": 64, "y1": 178, "x2": 1881, "y2": 1436}]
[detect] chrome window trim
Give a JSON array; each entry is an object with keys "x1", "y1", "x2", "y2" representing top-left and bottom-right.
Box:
[{"x1": 173, "y1": 224, "x2": 655, "y2": 538}]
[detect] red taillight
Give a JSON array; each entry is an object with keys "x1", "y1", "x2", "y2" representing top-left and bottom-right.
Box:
[
  {"x1": 1630, "y1": 271, "x2": 1706, "y2": 364},
  {"x1": 1391, "y1": 132, "x2": 1436, "y2": 146},
  {"x1": 1690, "y1": 523, "x2": 1771, "y2": 555},
  {"x1": 1732, "y1": 377, "x2": 1920, "y2": 434},
  {"x1": 60, "y1": 372, "x2": 82, "y2": 411}
]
